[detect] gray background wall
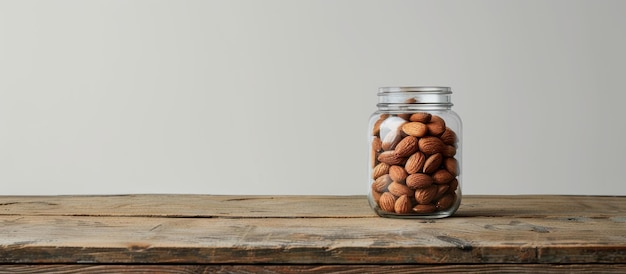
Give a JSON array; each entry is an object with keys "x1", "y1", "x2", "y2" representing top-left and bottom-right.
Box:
[{"x1": 1, "y1": 0, "x2": 625, "y2": 195}]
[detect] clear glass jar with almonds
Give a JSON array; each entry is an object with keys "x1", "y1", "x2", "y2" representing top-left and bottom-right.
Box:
[{"x1": 368, "y1": 87, "x2": 462, "y2": 218}]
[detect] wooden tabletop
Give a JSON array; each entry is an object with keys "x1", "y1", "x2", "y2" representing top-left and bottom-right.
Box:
[{"x1": 1, "y1": 195, "x2": 625, "y2": 273}]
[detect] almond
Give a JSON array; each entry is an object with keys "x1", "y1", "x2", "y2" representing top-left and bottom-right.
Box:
[
  {"x1": 388, "y1": 181, "x2": 414, "y2": 197},
  {"x1": 371, "y1": 188, "x2": 382, "y2": 203},
  {"x1": 440, "y1": 127, "x2": 457, "y2": 145},
  {"x1": 379, "y1": 192, "x2": 396, "y2": 212},
  {"x1": 372, "y1": 114, "x2": 388, "y2": 136},
  {"x1": 443, "y1": 145, "x2": 456, "y2": 157},
  {"x1": 397, "y1": 113, "x2": 411, "y2": 121},
  {"x1": 448, "y1": 178, "x2": 459, "y2": 193},
  {"x1": 435, "y1": 185, "x2": 450, "y2": 200},
  {"x1": 389, "y1": 165, "x2": 408, "y2": 183},
  {"x1": 372, "y1": 174, "x2": 392, "y2": 193},
  {"x1": 394, "y1": 136, "x2": 418, "y2": 157},
  {"x1": 418, "y1": 136, "x2": 445, "y2": 155},
  {"x1": 404, "y1": 97, "x2": 417, "y2": 103},
  {"x1": 406, "y1": 173, "x2": 433, "y2": 189},
  {"x1": 427, "y1": 115, "x2": 446, "y2": 136},
  {"x1": 404, "y1": 152, "x2": 425, "y2": 174},
  {"x1": 413, "y1": 204, "x2": 436, "y2": 214},
  {"x1": 423, "y1": 153, "x2": 443, "y2": 174},
  {"x1": 409, "y1": 112, "x2": 432, "y2": 123},
  {"x1": 371, "y1": 136, "x2": 383, "y2": 167},
  {"x1": 372, "y1": 136, "x2": 382, "y2": 152},
  {"x1": 436, "y1": 193, "x2": 456, "y2": 210},
  {"x1": 401, "y1": 122, "x2": 428, "y2": 137},
  {"x1": 415, "y1": 185, "x2": 438, "y2": 204},
  {"x1": 444, "y1": 158, "x2": 459, "y2": 176},
  {"x1": 433, "y1": 169, "x2": 455, "y2": 184},
  {"x1": 381, "y1": 130, "x2": 402, "y2": 151},
  {"x1": 394, "y1": 195, "x2": 412, "y2": 214},
  {"x1": 372, "y1": 162, "x2": 390, "y2": 179},
  {"x1": 371, "y1": 149, "x2": 379, "y2": 168},
  {"x1": 377, "y1": 151, "x2": 405, "y2": 165}
]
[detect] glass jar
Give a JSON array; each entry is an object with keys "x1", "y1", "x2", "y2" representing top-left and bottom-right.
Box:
[{"x1": 368, "y1": 87, "x2": 462, "y2": 218}]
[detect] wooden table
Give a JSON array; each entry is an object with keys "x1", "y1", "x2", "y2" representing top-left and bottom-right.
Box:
[{"x1": 1, "y1": 195, "x2": 625, "y2": 273}]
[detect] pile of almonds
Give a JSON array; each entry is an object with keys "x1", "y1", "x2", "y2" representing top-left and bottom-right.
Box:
[{"x1": 370, "y1": 112, "x2": 459, "y2": 215}]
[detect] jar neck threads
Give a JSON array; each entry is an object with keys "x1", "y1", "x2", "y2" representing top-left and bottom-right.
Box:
[{"x1": 377, "y1": 87, "x2": 453, "y2": 111}]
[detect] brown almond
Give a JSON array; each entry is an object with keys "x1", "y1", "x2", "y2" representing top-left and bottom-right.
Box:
[
  {"x1": 372, "y1": 162, "x2": 390, "y2": 179},
  {"x1": 427, "y1": 115, "x2": 446, "y2": 136},
  {"x1": 397, "y1": 113, "x2": 411, "y2": 121},
  {"x1": 394, "y1": 195, "x2": 412, "y2": 214},
  {"x1": 381, "y1": 130, "x2": 402, "y2": 151},
  {"x1": 394, "y1": 136, "x2": 418, "y2": 157},
  {"x1": 371, "y1": 136, "x2": 382, "y2": 167},
  {"x1": 379, "y1": 192, "x2": 396, "y2": 212},
  {"x1": 443, "y1": 145, "x2": 456, "y2": 157},
  {"x1": 413, "y1": 204, "x2": 437, "y2": 213},
  {"x1": 389, "y1": 165, "x2": 408, "y2": 183},
  {"x1": 432, "y1": 169, "x2": 455, "y2": 184},
  {"x1": 377, "y1": 151, "x2": 405, "y2": 165},
  {"x1": 401, "y1": 122, "x2": 428, "y2": 137},
  {"x1": 404, "y1": 97, "x2": 417, "y2": 103},
  {"x1": 435, "y1": 185, "x2": 450, "y2": 200},
  {"x1": 448, "y1": 178, "x2": 459, "y2": 193},
  {"x1": 371, "y1": 149, "x2": 379, "y2": 168},
  {"x1": 444, "y1": 158, "x2": 459, "y2": 176},
  {"x1": 415, "y1": 185, "x2": 438, "y2": 205},
  {"x1": 436, "y1": 193, "x2": 456, "y2": 210},
  {"x1": 440, "y1": 127, "x2": 457, "y2": 145},
  {"x1": 418, "y1": 136, "x2": 445, "y2": 155},
  {"x1": 423, "y1": 153, "x2": 443, "y2": 174},
  {"x1": 388, "y1": 181, "x2": 414, "y2": 197},
  {"x1": 372, "y1": 136, "x2": 382, "y2": 152},
  {"x1": 372, "y1": 114, "x2": 388, "y2": 136},
  {"x1": 372, "y1": 174, "x2": 392, "y2": 193},
  {"x1": 371, "y1": 188, "x2": 382, "y2": 203},
  {"x1": 405, "y1": 152, "x2": 426, "y2": 174},
  {"x1": 409, "y1": 112, "x2": 432, "y2": 123},
  {"x1": 406, "y1": 173, "x2": 434, "y2": 189}
]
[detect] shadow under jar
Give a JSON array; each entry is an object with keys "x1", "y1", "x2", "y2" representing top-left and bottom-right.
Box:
[{"x1": 368, "y1": 87, "x2": 462, "y2": 218}]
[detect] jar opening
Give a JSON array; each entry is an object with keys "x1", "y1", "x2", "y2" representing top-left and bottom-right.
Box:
[
  {"x1": 378, "y1": 86, "x2": 452, "y2": 93},
  {"x1": 378, "y1": 86, "x2": 453, "y2": 107}
]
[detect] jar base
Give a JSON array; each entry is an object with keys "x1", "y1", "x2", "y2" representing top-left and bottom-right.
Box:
[
  {"x1": 372, "y1": 207, "x2": 457, "y2": 219},
  {"x1": 368, "y1": 196, "x2": 461, "y2": 219}
]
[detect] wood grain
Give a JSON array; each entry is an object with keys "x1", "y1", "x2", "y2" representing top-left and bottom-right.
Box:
[
  {"x1": 0, "y1": 195, "x2": 374, "y2": 217},
  {"x1": 0, "y1": 195, "x2": 624, "y2": 267},
  {"x1": 1, "y1": 194, "x2": 624, "y2": 218},
  {"x1": 1, "y1": 215, "x2": 625, "y2": 264},
  {"x1": 2, "y1": 264, "x2": 626, "y2": 274}
]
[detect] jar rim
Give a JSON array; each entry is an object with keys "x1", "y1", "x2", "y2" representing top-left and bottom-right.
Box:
[
  {"x1": 378, "y1": 86, "x2": 452, "y2": 94},
  {"x1": 377, "y1": 86, "x2": 453, "y2": 106}
]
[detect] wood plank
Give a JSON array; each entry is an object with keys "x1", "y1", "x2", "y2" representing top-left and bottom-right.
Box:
[
  {"x1": 0, "y1": 195, "x2": 375, "y2": 218},
  {"x1": 2, "y1": 264, "x2": 626, "y2": 274},
  {"x1": 1, "y1": 215, "x2": 625, "y2": 264},
  {"x1": 1, "y1": 195, "x2": 625, "y2": 265},
  {"x1": 1, "y1": 195, "x2": 625, "y2": 218}
]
